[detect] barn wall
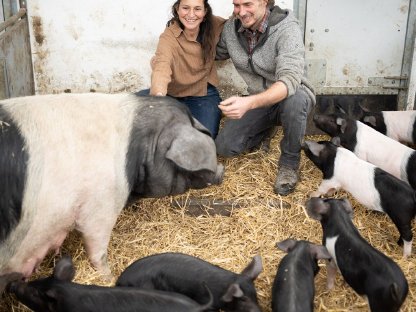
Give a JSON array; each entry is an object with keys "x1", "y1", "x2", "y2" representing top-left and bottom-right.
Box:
[{"x1": 25, "y1": 1, "x2": 293, "y2": 95}]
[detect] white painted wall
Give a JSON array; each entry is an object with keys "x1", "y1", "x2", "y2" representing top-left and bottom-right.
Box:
[{"x1": 26, "y1": 0, "x2": 293, "y2": 94}]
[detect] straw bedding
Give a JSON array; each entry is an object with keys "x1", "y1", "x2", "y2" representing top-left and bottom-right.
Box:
[{"x1": 1, "y1": 129, "x2": 415, "y2": 312}]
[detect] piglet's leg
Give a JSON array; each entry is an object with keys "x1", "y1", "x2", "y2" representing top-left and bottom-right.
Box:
[
  {"x1": 393, "y1": 220, "x2": 413, "y2": 258},
  {"x1": 326, "y1": 259, "x2": 337, "y2": 290},
  {"x1": 403, "y1": 239, "x2": 412, "y2": 258}
]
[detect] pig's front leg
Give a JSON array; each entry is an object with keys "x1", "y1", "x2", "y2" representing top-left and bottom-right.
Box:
[
  {"x1": 326, "y1": 259, "x2": 337, "y2": 290},
  {"x1": 311, "y1": 179, "x2": 339, "y2": 198}
]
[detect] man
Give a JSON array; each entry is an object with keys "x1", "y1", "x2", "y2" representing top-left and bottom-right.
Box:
[{"x1": 215, "y1": 0, "x2": 316, "y2": 196}]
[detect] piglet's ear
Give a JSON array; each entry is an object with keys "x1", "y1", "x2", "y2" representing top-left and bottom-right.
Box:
[
  {"x1": 166, "y1": 126, "x2": 217, "y2": 172},
  {"x1": 276, "y1": 238, "x2": 297, "y2": 253},
  {"x1": 240, "y1": 255, "x2": 262, "y2": 280},
  {"x1": 306, "y1": 197, "x2": 329, "y2": 221},
  {"x1": 330, "y1": 136, "x2": 341, "y2": 146},
  {"x1": 310, "y1": 244, "x2": 332, "y2": 260},
  {"x1": 358, "y1": 104, "x2": 370, "y2": 113},
  {"x1": 45, "y1": 288, "x2": 59, "y2": 300},
  {"x1": 335, "y1": 103, "x2": 347, "y2": 115},
  {"x1": 53, "y1": 256, "x2": 75, "y2": 282},
  {"x1": 340, "y1": 198, "x2": 354, "y2": 218},
  {"x1": 363, "y1": 116, "x2": 377, "y2": 127},
  {"x1": 336, "y1": 118, "x2": 347, "y2": 134},
  {"x1": 304, "y1": 140, "x2": 325, "y2": 156},
  {"x1": 221, "y1": 283, "x2": 244, "y2": 302}
]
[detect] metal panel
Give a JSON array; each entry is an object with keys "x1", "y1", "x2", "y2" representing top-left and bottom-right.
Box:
[
  {"x1": 399, "y1": 0, "x2": 416, "y2": 109},
  {"x1": 405, "y1": 38, "x2": 416, "y2": 110},
  {"x1": 304, "y1": 0, "x2": 410, "y2": 95},
  {"x1": 0, "y1": 17, "x2": 34, "y2": 98}
]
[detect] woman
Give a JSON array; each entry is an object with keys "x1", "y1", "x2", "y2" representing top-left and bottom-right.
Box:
[{"x1": 140, "y1": 0, "x2": 225, "y2": 138}]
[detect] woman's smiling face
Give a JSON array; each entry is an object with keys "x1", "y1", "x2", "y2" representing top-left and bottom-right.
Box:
[{"x1": 176, "y1": 0, "x2": 207, "y2": 33}]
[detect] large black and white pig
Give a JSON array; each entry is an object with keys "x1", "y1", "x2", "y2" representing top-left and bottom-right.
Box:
[
  {"x1": 271, "y1": 238, "x2": 331, "y2": 312},
  {"x1": 313, "y1": 112, "x2": 416, "y2": 189},
  {"x1": 0, "y1": 93, "x2": 224, "y2": 285},
  {"x1": 302, "y1": 139, "x2": 416, "y2": 257},
  {"x1": 7, "y1": 256, "x2": 213, "y2": 312},
  {"x1": 116, "y1": 252, "x2": 263, "y2": 312},
  {"x1": 356, "y1": 105, "x2": 416, "y2": 145},
  {"x1": 306, "y1": 197, "x2": 408, "y2": 312}
]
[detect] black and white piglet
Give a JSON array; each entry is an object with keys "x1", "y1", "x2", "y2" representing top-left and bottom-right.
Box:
[
  {"x1": 303, "y1": 139, "x2": 416, "y2": 257},
  {"x1": 306, "y1": 197, "x2": 408, "y2": 312},
  {"x1": 356, "y1": 105, "x2": 416, "y2": 145},
  {"x1": 116, "y1": 252, "x2": 263, "y2": 312},
  {"x1": 313, "y1": 112, "x2": 416, "y2": 190},
  {"x1": 7, "y1": 256, "x2": 213, "y2": 312},
  {"x1": 271, "y1": 239, "x2": 331, "y2": 312}
]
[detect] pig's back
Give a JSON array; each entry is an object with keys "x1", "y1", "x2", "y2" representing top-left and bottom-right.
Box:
[
  {"x1": 334, "y1": 148, "x2": 382, "y2": 211},
  {"x1": 355, "y1": 121, "x2": 414, "y2": 182},
  {"x1": 383, "y1": 110, "x2": 416, "y2": 143},
  {"x1": 0, "y1": 93, "x2": 137, "y2": 274}
]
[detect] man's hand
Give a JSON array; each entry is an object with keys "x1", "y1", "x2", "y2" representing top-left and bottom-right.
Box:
[{"x1": 218, "y1": 96, "x2": 253, "y2": 119}]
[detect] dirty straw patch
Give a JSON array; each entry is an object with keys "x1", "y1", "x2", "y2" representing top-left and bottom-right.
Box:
[{"x1": 2, "y1": 130, "x2": 415, "y2": 312}]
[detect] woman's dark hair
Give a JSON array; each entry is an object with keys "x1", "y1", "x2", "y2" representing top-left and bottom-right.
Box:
[{"x1": 167, "y1": 0, "x2": 215, "y2": 65}]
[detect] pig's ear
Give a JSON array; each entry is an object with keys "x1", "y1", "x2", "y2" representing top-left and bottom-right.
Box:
[
  {"x1": 53, "y1": 256, "x2": 75, "y2": 282},
  {"x1": 335, "y1": 103, "x2": 347, "y2": 115},
  {"x1": 390, "y1": 283, "x2": 401, "y2": 305},
  {"x1": 358, "y1": 104, "x2": 370, "y2": 113},
  {"x1": 240, "y1": 255, "x2": 262, "y2": 280},
  {"x1": 363, "y1": 116, "x2": 377, "y2": 127},
  {"x1": 330, "y1": 136, "x2": 341, "y2": 146},
  {"x1": 191, "y1": 117, "x2": 211, "y2": 136},
  {"x1": 276, "y1": 238, "x2": 297, "y2": 253},
  {"x1": 310, "y1": 245, "x2": 332, "y2": 260},
  {"x1": 336, "y1": 117, "x2": 347, "y2": 133},
  {"x1": 166, "y1": 126, "x2": 217, "y2": 172},
  {"x1": 221, "y1": 283, "x2": 244, "y2": 302},
  {"x1": 340, "y1": 198, "x2": 354, "y2": 218},
  {"x1": 356, "y1": 104, "x2": 368, "y2": 119},
  {"x1": 304, "y1": 140, "x2": 325, "y2": 156},
  {"x1": 306, "y1": 197, "x2": 329, "y2": 221}
]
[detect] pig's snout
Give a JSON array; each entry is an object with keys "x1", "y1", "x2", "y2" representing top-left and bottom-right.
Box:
[{"x1": 213, "y1": 164, "x2": 224, "y2": 185}]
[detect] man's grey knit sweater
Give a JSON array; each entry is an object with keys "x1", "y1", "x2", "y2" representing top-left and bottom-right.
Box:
[{"x1": 216, "y1": 6, "x2": 316, "y2": 104}]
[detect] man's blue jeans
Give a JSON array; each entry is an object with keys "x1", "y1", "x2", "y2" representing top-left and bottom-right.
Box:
[
  {"x1": 136, "y1": 84, "x2": 222, "y2": 139},
  {"x1": 215, "y1": 88, "x2": 313, "y2": 170}
]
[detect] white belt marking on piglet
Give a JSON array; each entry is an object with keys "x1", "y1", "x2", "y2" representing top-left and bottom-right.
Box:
[{"x1": 326, "y1": 236, "x2": 339, "y2": 267}]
